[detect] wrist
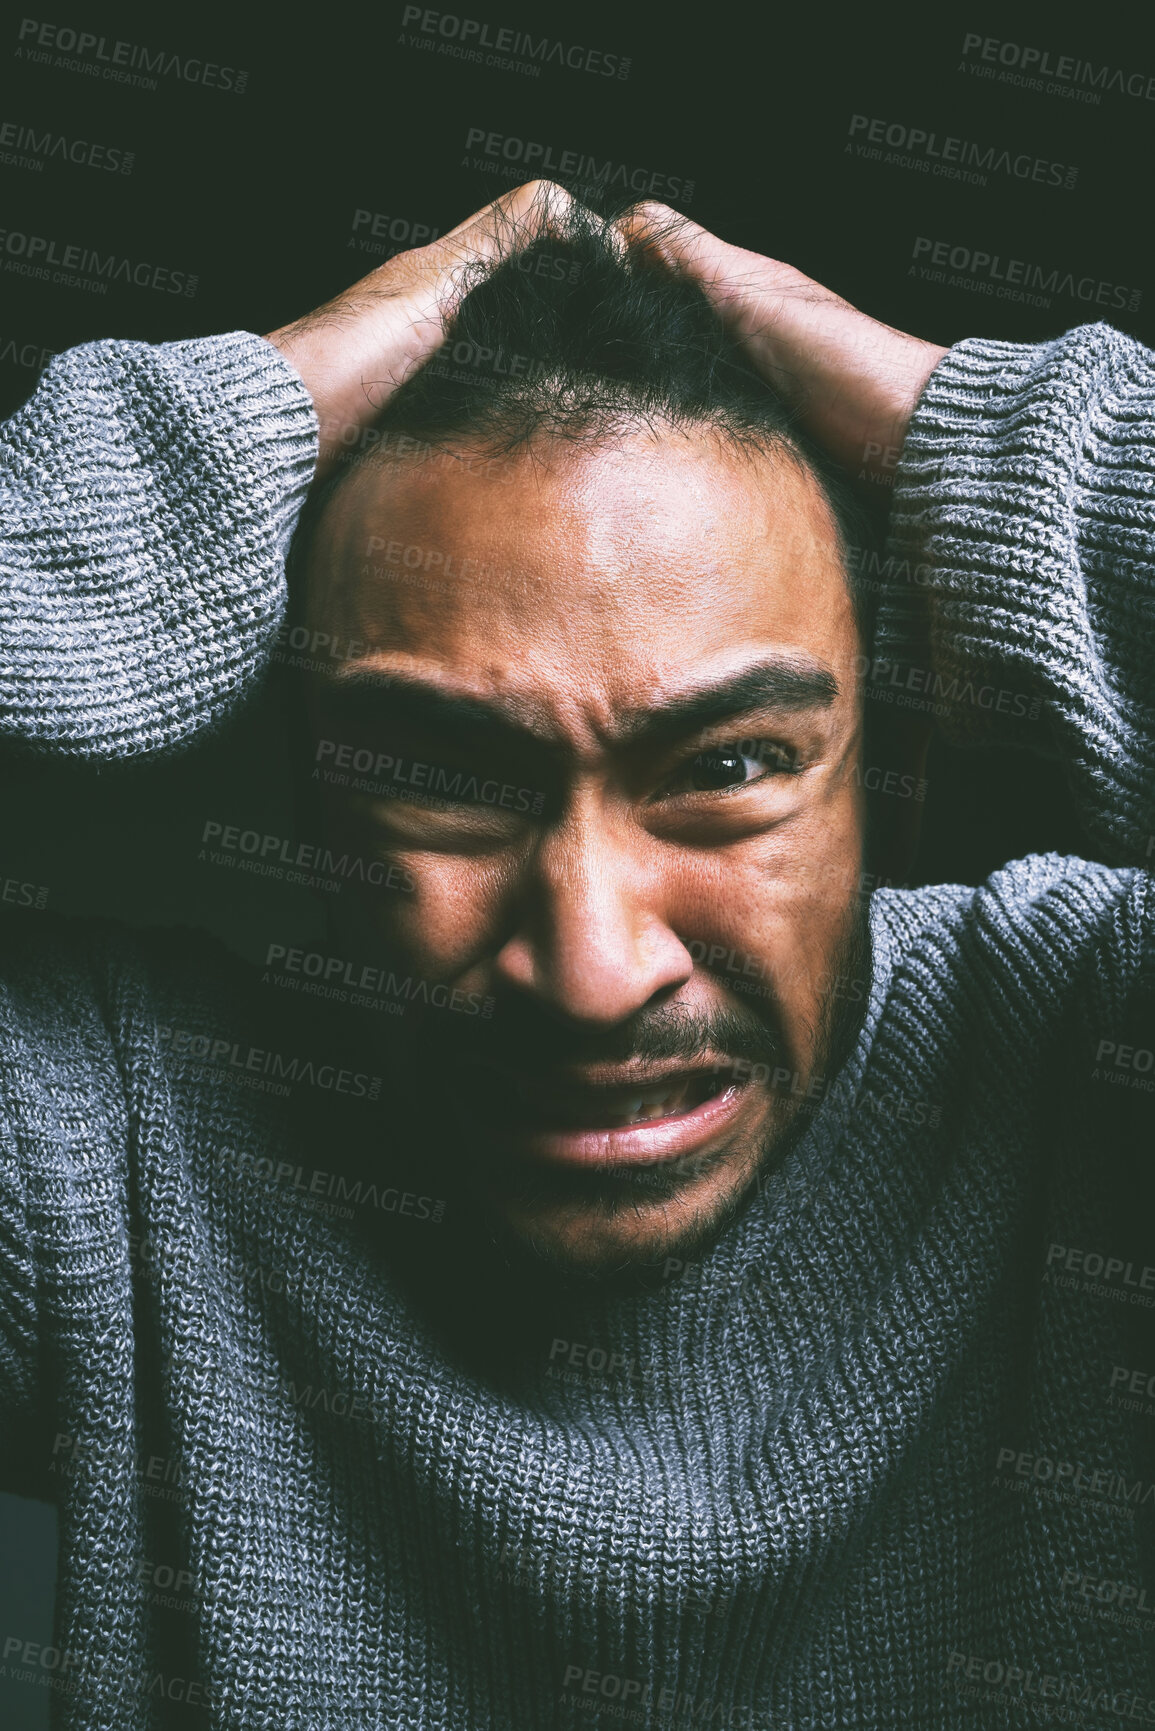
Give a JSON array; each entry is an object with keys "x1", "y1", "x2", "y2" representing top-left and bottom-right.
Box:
[
  {"x1": 264, "y1": 324, "x2": 337, "y2": 477},
  {"x1": 858, "y1": 336, "x2": 949, "y2": 482}
]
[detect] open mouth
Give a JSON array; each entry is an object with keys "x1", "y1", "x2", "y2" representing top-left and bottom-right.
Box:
[
  {"x1": 465, "y1": 1062, "x2": 755, "y2": 1169},
  {"x1": 512, "y1": 1068, "x2": 728, "y2": 1131}
]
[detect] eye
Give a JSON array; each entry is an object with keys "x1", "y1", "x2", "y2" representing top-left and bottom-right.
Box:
[{"x1": 662, "y1": 741, "x2": 799, "y2": 796}]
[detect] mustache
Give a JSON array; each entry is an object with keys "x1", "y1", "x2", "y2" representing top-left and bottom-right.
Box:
[{"x1": 419, "y1": 994, "x2": 784, "y2": 1075}]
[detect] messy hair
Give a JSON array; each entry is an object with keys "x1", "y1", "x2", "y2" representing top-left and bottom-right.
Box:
[{"x1": 289, "y1": 188, "x2": 873, "y2": 637}]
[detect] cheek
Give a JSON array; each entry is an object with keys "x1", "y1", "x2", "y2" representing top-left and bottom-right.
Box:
[
  {"x1": 670, "y1": 822, "x2": 862, "y2": 1051},
  {"x1": 348, "y1": 854, "x2": 515, "y2": 974}
]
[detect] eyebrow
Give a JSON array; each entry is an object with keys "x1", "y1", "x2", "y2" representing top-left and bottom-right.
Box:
[
  {"x1": 614, "y1": 660, "x2": 839, "y2": 748},
  {"x1": 317, "y1": 672, "x2": 551, "y2": 743},
  {"x1": 316, "y1": 657, "x2": 839, "y2": 753}
]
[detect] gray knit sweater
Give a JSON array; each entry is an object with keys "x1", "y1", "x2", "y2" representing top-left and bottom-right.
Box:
[{"x1": 1, "y1": 325, "x2": 1154, "y2": 1730}]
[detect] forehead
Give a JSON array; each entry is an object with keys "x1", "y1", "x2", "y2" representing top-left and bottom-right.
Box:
[{"x1": 303, "y1": 429, "x2": 856, "y2": 731}]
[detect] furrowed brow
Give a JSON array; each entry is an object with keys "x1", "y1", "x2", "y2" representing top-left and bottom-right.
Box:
[
  {"x1": 613, "y1": 660, "x2": 839, "y2": 750},
  {"x1": 312, "y1": 660, "x2": 838, "y2": 757},
  {"x1": 315, "y1": 670, "x2": 554, "y2": 745}
]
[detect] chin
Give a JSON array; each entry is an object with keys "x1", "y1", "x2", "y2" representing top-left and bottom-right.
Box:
[{"x1": 485, "y1": 1146, "x2": 762, "y2": 1280}]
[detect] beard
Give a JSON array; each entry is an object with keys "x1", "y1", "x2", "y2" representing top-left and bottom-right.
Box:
[
  {"x1": 276, "y1": 893, "x2": 875, "y2": 1382},
  {"x1": 344, "y1": 893, "x2": 876, "y2": 1294}
]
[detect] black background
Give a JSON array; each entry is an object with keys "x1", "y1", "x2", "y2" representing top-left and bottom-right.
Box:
[{"x1": 2, "y1": 0, "x2": 1154, "y2": 1718}]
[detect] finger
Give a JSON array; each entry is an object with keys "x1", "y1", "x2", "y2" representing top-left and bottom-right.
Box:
[
  {"x1": 440, "y1": 178, "x2": 574, "y2": 241},
  {"x1": 615, "y1": 201, "x2": 837, "y2": 317},
  {"x1": 614, "y1": 201, "x2": 759, "y2": 302},
  {"x1": 620, "y1": 207, "x2": 784, "y2": 350},
  {"x1": 324, "y1": 182, "x2": 596, "y2": 406},
  {"x1": 358, "y1": 180, "x2": 583, "y2": 345},
  {"x1": 614, "y1": 200, "x2": 716, "y2": 269},
  {"x1": 354, "y1": 180, "x2": 606, "y2": 334},
  {"x1": 436, "y1": 179, "x2": 584, "y2": 271}
]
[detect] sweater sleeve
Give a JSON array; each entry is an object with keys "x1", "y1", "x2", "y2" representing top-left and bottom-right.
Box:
[
  {"x1": 872, "y1": 321, "x2": 1155, "y2": 865},
  {"x1": 0, "y1": 330, "x2": 318, "y2": 759}
]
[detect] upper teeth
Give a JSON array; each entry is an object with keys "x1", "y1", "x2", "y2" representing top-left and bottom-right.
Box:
[
  {"x1": 621, "y1": 1085, "x2": 677, "y2": 1111},
  {"x1": 513, "y1": 1075, "x2": 702, "y2": 1127},
  {"x1": 619, "y1": 1096, "x2": 672, "y2": 1121},
  {"x1": 610, "y1": 1083, "x2": 689, "y2": 1125}
]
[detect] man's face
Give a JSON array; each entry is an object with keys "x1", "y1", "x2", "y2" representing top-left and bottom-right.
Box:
[{"x1": 301, "y1": 426, "x2": 868, "y2": 1277}]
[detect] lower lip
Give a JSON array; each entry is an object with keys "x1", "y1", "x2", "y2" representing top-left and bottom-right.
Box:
[{"x1": 491, "y1": 1082, "x2": 751, "y2": 1168}]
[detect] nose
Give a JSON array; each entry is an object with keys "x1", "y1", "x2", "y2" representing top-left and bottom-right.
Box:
[{"x1": 492, "y1": 810, "x2": 693, "y2": 1026}]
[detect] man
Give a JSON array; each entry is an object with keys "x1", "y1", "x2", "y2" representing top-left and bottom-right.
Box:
[
  {"x1": 1, "y1": 181, "x2": 1153, "y2": 1728},
  {"x1": 285, "y1": 191, "x2": 889, "y2": 1285}
]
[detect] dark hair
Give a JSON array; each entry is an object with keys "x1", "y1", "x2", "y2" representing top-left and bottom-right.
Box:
[{"x1": 289, "y1": 190, "x2": 874, "y2": 639}]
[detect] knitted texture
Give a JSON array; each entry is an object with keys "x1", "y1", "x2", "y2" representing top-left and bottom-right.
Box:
[
  {"x1": 0, "y1": 332, "x2": 317, "y2": 757},
  {"x1": 1, "y1": 328, "x2": 1154, "y2": 1729},
  {"x1": 873, "y1": 321, "x2": 1155, "y2": 862}
]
